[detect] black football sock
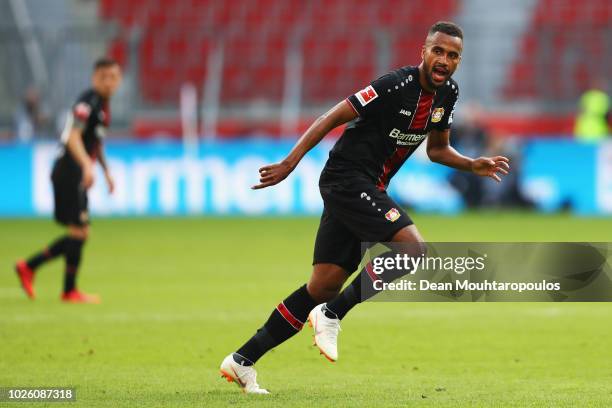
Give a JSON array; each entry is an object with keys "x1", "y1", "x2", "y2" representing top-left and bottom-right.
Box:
[
  {"x1": 325, "y1": 260, "x2": 403, "y2": 320},
  {"x1": 26, "y1": 235, "x2": 70, "y2": 270},
  {"x1": 234, "y1": 284, "x2": 317, "y2": 365},
  {"x1": 63, "y1": 238, "x2": 85, "y2": 294},
  {"x1": 326, "y1": 252, "x2": 420, "y2": 320}
]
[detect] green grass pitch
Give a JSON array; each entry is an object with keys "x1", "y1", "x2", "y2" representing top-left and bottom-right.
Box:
[{"x1": 1, "y1": 213, "x2": 612, "y2": 407}]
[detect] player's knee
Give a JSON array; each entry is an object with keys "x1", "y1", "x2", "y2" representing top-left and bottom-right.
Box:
[
  {"x1": 307, "y1": 264, "x2": 347, "y2": 303},
  {"x1": 394, "y1": 240, "x2": 427, "y2": 260},
  {"x1": 412, "y1": 239, "x2": 427, "y2": 258},
  {"x1": 391, "y1": 225, "x2": 426, "y2": 254},
  {"x1": 68, "y1": 225, "x2": 89, "y2": 240},
  {"x1": 387, "y1": 226, "x2": 427, "y2": 279}
]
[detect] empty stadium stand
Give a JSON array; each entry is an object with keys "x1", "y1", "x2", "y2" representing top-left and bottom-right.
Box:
[
  {"x1": 95, "y1": 0, "x2": 608, "y2": 138},
  {"x1": 504, "y1": 0, "x2": 610, "y2": 100},
  {"x1": 99, "y1": 0, "x2": 458, "y2": 106}
]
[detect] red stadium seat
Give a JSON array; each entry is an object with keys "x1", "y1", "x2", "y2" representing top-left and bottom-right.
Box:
[
  {"x1": 504, "y1": 0, "x2": 611, "y2": 101},
  {"x1": 99, "y1": 0, "x2": 459, "y2": 106}
]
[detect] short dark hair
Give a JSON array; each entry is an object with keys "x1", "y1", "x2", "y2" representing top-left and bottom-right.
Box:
[
  {"x1": 93, "y1": 57, "x2": 119, "y2": 71},
  {"x1": 428, "y1": 21, "x2": 463, "y2": 40}
]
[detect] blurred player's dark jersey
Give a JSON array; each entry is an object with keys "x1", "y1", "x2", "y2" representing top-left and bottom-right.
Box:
[
  {"x1": 57, "y1": 89, "x2": 110, "y2": 165},
  {"x1": 52, "y1": 89, "x2": 109, "y2": 226},
  {"x1": 320, "y1": 66, "x2": 458, "y2": 191}
]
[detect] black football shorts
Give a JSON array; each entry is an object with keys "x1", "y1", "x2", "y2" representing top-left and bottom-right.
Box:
[
  {"x1": 51, "y1": 159, "x2": 89, "y2": 226},
  {"x1": 312, "y1": 182, "x2": 413, "y2": 274}
]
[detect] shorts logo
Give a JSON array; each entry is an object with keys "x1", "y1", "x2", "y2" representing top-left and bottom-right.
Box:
[
  {"x1": 355, "y1": 85, "x2": 378, "y2": 106},
  {"x1": 431, "y1": 107, "x2": 444, "y2": 123},
  {"x1": 385, "y1": 208, "x2": 401, "y2": 222}
]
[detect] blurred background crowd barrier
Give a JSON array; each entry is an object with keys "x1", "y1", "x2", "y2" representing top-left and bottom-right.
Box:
[
  {"x1": 0, "y1": 0, "x2": 610, "y2": 216},
  {"x1": 0, "y1": 140, "x2": 610, "y2": 215}
]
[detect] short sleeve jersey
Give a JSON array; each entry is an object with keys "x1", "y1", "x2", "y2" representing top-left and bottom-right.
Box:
[
  {"x1": 320, "y1": 66, "x2": 459, "y2": 190},
  {"x1": 59, "y1": 89, "x2": 110, "y2": 163}
]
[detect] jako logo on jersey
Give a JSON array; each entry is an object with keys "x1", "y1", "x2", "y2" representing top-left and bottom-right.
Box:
[
  {"x1": 355, "y1": 85, "x2": 378, "y2": 106},
  {"x1": 385, "y1": 208, "x2": 401, "y2": 222},
  {"x1": 399, "y1": 109, "x2": 412, "y2": 116},
  {"x1": 431, "y1": 107, "x2": 444, "y2": 123},
  {"x1": 388, "y1": 128, "x2": 426, "y2": 146}
]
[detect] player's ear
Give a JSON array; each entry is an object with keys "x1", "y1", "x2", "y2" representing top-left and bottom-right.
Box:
[{"x1": 421, "y1": 45, "x2": 426, "y2": 60}]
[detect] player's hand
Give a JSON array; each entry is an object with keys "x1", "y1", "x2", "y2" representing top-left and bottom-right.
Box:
[
  {"x1": 471, "y1": 156, "x2": 510, "y2": 182},
  {"x1": 81, "y1": 164, "x2": 95, "y2": 189},
  {"x1": 104, "y1": 171, "x2": 115, "y2": 194},
  {"x1": 252, "y1": 161, "x2": 295, "y2": 190}
]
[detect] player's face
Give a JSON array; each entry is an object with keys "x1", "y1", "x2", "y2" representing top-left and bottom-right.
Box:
[
  {"x1": 92, "y1": 65, "x2": 122, "y2": 99},
  {"x1": 421, "y1": 32, "x2": 462, "y2": 89}
]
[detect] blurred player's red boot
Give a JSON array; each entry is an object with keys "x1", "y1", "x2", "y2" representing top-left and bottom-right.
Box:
[
  {"x1": 61, "y1": 290, "x2": 100, "y2": 304},
  {"x1": 15, "y1": 260, "x2": 35, "y2": 299}
]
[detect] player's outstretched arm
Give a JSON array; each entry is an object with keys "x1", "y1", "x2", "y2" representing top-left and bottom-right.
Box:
[
  {"x1": 252, "y1": 100, "x2": 357, "y2": 189},
  {"x1": 426, "y1": 128, "x2": 510, "y2": 182},
  {"x1": 66, "y1": 128, "x2": 95, "y2": 189}
]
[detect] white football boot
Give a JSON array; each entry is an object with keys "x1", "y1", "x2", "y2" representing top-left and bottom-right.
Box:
[
  {"x1": 308, "y1": 304, "x2": 341, "y2": 362},
  {"x1": 219, "y1": 354, "x2": 270, "y2": 394}
]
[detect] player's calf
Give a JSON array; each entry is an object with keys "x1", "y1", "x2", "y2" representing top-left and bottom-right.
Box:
[{"x1": 229, "y1": 284, "x2": 317, "y2": 367}]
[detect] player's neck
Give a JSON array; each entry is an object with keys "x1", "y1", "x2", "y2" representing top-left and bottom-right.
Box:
[
  {"x1": 92, "y1": 87, "x2": 110, "y2": 102},
  {"x1": 417, "y1": 63, "x2": 436, "y2": 94}
]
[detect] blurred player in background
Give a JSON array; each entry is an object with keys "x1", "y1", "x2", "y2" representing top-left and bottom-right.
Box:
[
  {"x1": 220, "y1": 21, "x2": 510, "y2": 394},
  {"x1": 574, "y1": 78, "x2": 610, "y2": 142},
  {"x1": 14, "y1": 58, "x2": 121, "y2": 304}
]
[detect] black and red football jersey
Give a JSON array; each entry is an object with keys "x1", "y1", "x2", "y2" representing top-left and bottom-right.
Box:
[
  {"x1": 320, "y1": 66, "x2": 458, "y2": 190},
  {"x1": 58, "y1": 89, "x2": 110, "y2": 163}
]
